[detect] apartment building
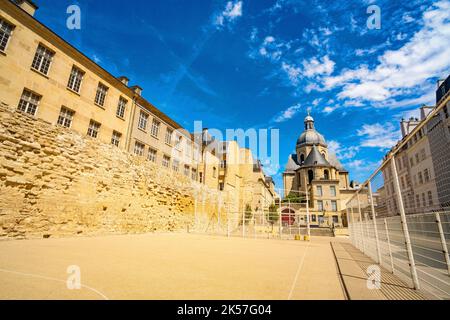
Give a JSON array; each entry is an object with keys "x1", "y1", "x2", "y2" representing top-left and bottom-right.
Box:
[
  {"x1": 428, "y1": 75, "x2": 450, "y2": 208},
  {"x1": 0, "y1": 0, "x2": 276, "y2": 210},
  {"x1": 380, "y1": 76, "x2": 450, "y2": 216},
  {"x1": 0, "y1": 0, "x2": 136, "y2": 149}
]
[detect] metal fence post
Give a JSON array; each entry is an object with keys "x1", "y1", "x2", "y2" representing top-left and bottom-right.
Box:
[
  {"x1": 279, "y1": 198, "x2": 282, "y2": 239},
  {"x1": 347, "y1": 208, "x2": 352, "y2": 245},
  {"x1": 350, "y1": 206, "x2": 357, "y2": 249},
  {"x1": 368, "y1": 182, "x2": 382, "y2": 264},
  {"x1": 435, "y1": 212, "x2": 450, "y2": 276},
  {"x1": 384, "y1": 218, "x2": 395, "y2": 273},
  {"x1": 242, "y1": 209, "x2": 245, "y2": 238},
  {"x1": 357, "y1": 193, "x2": 366, "y2": 254},
  {"x1": 391, "y1": 157, "x2": 420, "y2": 290}
]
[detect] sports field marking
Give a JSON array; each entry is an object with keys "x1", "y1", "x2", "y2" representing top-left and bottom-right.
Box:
[
  {"x1": 0, "y1": 268, "x2": 109, "y2": 300},
  {"x1": 287, "y1": 241, "x2": 311, "y2": 300}
]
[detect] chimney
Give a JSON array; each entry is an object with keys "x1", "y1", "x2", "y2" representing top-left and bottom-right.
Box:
[
  {"x1": 14, "y1": 0, "x2": 38, "y2": 16},
  {"x1": 130, "y1": 85, "x2": 143, "y2": 96},
  {"x1": 400, "y1": 119, "x2": 408, "y2": 138},
  {"x1": 437, "y1": 79, "x2": 445, "y2": 89},
  {"x1": 117, "y1": 76, "x2": 129, "y2": 86}
]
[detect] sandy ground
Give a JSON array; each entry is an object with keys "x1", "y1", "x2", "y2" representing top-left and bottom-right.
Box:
[{"x1": 0, "y1": 233, "x2": 347, "y2": 300}]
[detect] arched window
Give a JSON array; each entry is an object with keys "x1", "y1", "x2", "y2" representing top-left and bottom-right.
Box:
[
  {"x1": 308, "y1": 170, "x2": 314, "y2": 183},
  {"x1": 300, "y1": 154, "x2": 305, "y2": 164},
  {"x1": 324, "y1": 169, "x2": 330, "y2": 180}
]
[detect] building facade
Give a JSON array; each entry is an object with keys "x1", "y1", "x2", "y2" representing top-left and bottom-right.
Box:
[
  {"x1": 427, "y1": 76, "x2": 450, "y2": 208},
  {"x1": 282, "y1": 114, "x2": 357, "y2": 227},
  {"x1": 379, "y1": 75, "x2": 450, "y2": 217},
  {"x1": 0, "y1": 0, "x2": 276, "y2": 217}
]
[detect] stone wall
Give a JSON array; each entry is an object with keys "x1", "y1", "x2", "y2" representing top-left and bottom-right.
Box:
[{"x1": 0, "y1": 104, "x2": 221, "y2": 239}]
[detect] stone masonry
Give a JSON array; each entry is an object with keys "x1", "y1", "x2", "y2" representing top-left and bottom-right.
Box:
[{"x1": 0, "y1": 104, "x2": 221, "y2": 239}]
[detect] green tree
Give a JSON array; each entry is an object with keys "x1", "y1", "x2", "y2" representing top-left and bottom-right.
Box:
[
  {"x1": 266, "y1": 204, "x2": 279, "y2": 231},
  {"x1": 283, "y1": 192, "x2": 305, "y2": 204}
]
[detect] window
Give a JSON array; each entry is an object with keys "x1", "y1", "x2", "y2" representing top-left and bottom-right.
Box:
[
  {"x1": 165, "y1": 128, "x2": 173, "y2": 145},
  {"x1": 332, "y1": 215, "x2": 339, "y2": 223},
  {"x1": 220, "y1": 160, "x2": 227, "y2": 169},
  {"x1": 317, "y1": 200, "x2": 324, "y2": 212},
  {"x1": 162, "y1": 155, "x2": 170, "y2": 168},
  {"x1": 424, "y1": 169, "x2": 430, "y2": 183},
  {"x1": 95, "y1": 83, "x2": 108, "y2": 107},
  {"x1": 116, "y1": 97, "x2": 127, "y2": 118},
  {"x1": 420, "y1": 149, "x2": 426, "y2": 161},
  {"x1": 428, "y1": 191, "x2": 433, "y2": 206},
  {"x1": 133, "y1": 141, "x2": 145, "y2": 156},
  {"x1": 31, "y1": 44, "x2": 54, "y2": 75},
  {"x1": 87, "y1": 120, "x2": 101, "y2": 138},
  {"x1": 219, "y1": 182, "x2": 224, "y2": 191},
  {"x1": 111, "y1": 131, "x2": 121, "y2": 147},
  {"x1": 0, "y1": 19, "x2": 14, "y2": 52},
  {"x1": 416, "y1": 194, "x2": 420, "y2": 208},
  {"x1": 172, "y1": 160, "x2": 179, "y2": 172},
  {"x1": 331, "y1": 201, "x2": 338, "y2": 212},
  {"x1": 422, "y1": 193, "x2": 426, "y2": 207},
  {"x1": 57, "y1": 106, "x2": 75, "y2": 128},
  {"x1": 324, "y1": 170, "x2": 330, "y2": 180},
  {"x1": 17, "y1": 89, "x2": 40, "y2": 116},
  {"x1": 191, "y1": 168, "x2": 197, "y2": 181},
  {"x1": 150, "y1": 119, "x2": 160, "y2": 138},
  {"x1": 317, "y1": 186, "x2": 323, "y2": 197},
  {"x1": 400, "y1": 176, "x2": 405, "y2": 189},
  {"x1": 213, "y1": 167, "x2": 217, "y2": 178},
  {"x1": 199, "y1": 172, "x2": 203, "y2": 183},
  {"x1": 175, "y1": 136, "x2": 182, "y2": 150},
  {"x1": 415, "y1": 153, "x2": 420, "y2": 164},
  {"x1": 403, "y1": 156, "x2": 408, "y2": 169},
  {"x1": 418, "y1": 172, "x2": 423, "y2": 185},
  {"x1": 147, "y1": 148, "x2": 157, "y2": 163},
  {"x1": 410, "y1": 158, "x2": 414, "y2": 167},
  {"x1": 330, "y1": 186, "x2": 336, "y2": 197},
  {"x1": 311, "y1": 215, "x2": 317, "y2": 222},
  {"x1": 184, "y1": 165, "x2": 190, "y2": 177},
  {"x1": 138, "y1": 111, "x2": 149, "y2": 131},
  {"x1": 67, "y1": 66, "x2": 85, "y2": 93}
]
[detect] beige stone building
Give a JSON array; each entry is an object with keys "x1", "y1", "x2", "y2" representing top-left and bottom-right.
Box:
[
  {"x1": 0, "y1": 0, "x2": 276, "y2": 215},
  {"x1": 282, "y1": 114, "x2": 357, "y2": 227},
  {"x1": 380, "y1": 105, "x2": 441, "y2": 217}
]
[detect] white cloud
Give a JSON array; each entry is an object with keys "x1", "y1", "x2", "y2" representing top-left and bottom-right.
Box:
[
  {"x1": 281, "y1": 62, "x2": 301, "y2": 85},
  {"x1": 273, "y1": 103, "x2": 302, "y2": 123},
  {"x1": 255, "y1": 36, "x2": 291, "y2": 62},
  {"x1": 214, "y1": 1, "x2": 243, "y2": 28},
  {"x1": 322, "y1": 106, "x2": 337, "y2": 114},
  {"x1": 328, "y1": 140, "x2": 359, "y2": 160},
  {"x1": 317, "y1": 1, "x2": 450, "y2": 105},
  {"x1": 357, "y1": 123, "x2": 401, "y2": 149},
  {"x1": 302, "y1": 55, "x2": 335, "y2": 78}
]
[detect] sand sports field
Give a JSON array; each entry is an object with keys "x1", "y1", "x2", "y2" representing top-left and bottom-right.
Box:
[{"x1": 0, "y1": 233, "x2": 348, "y2": 300}]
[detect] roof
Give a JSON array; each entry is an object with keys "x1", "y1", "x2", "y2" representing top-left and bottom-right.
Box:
[
  {"x1": 328, "y1": 152, "x2": 347, "y2": 172},
  {"x1": 303, "y1": 145, "x2": 332, "y2": 167},
  {"x1": 284, "y1": 154, "x2": 300, "y2": 173}
]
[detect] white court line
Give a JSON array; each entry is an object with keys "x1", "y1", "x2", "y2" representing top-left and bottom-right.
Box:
[
  {"x1": 0, "y1": 268, "x2": 109, "y2": 300},
  {"x1": 288, "y1": 242, "x2": 310, "y2": 300}
]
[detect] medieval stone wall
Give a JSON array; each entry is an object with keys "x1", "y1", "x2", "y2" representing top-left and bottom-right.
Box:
[{"x1": 0, "y1": 104, "x2": 222, "y2": 239}]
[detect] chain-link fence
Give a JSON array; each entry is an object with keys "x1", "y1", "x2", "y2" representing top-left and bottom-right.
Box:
[
  {"x1": 192, "y1": 189, "x2": 316, "y2": 240},
  {"x1": 346, "y1": 96, "x2": 450, "y2": 300}
]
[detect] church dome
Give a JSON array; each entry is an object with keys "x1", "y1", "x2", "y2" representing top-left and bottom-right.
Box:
[
  {"x1": 296, "y1": 114, "x2": 327, "y2": 147},
  {"x1": 297, "y1": 130, "x2": 327, "y2": 146}
]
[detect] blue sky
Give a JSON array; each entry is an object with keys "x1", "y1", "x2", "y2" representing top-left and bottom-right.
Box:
[{"x1": 35, "y1": 0, "x2": 450, "y2": 189}]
